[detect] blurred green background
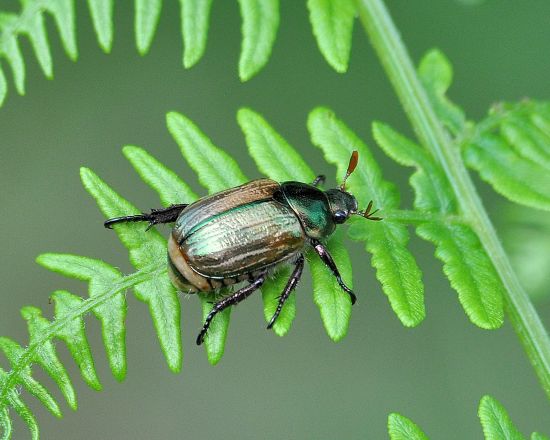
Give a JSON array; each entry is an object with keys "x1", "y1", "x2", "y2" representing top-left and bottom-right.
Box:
[{"x1": 1, "y1": 1, "x2": 550, "y2": 438}]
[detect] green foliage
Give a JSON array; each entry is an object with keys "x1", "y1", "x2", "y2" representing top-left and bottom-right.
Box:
[
  {"x1": 81, "y1": 168, "x2": 182, "y2": 373},
  {"x1": 417, "y1": 50, "x2": 550, "y2": 212},
  {"x1": 307, "y1": 0, "x2": 356, "y2": 73},
  {"x1": 0, "y1": 263, "x2": 158, "y2": 440},
  {"x1": 135, "y1": 0, "x2": 162, "y2": 55},
  {"x1": 0, "y1": 0, "x2": 357, "y2": 108},
  {"x1": 308, "y1": 107, "x2": 425, "y2": 328},
  {"x1": 2, "y1": 0, "x2": 550, "y2": 435},
  {"x1": 179, "y1": 0, "x2": 213, "y2": 68},
  {"x1": 389, "y1": 395, "x2": 548, "y2": 439},
  {"x1": 387, "y1": 413, "x2": 429, "y2": 440},
  {"x1": 464, "y1": 101, "x2": 550, "y2": 212},
  {"x1": 87, "y1": 0, "x2": 114, "y2": 52},
  {"x1": 238, "y1": 0, "x2": 279, "y2": 81},
  {"x1": 373, "y1": 121, "x2": 504, "y2": 329},
  {"x1": 417, "y1": 49, "x2": 465, "y2": 135},
  {"x1": 478, "y1": 395, "x2": 525, "y2": 440}
]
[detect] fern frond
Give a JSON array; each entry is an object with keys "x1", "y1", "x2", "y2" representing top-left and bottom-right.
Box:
[
  {"x1": 80, "y1": 168, "x2": 182, "y2": 372},
  {"x1": 0, "y1": 1, "x2": 362, "y2": 108},
  {"x1": 308, "y1": 107, "x2": 426, "y2": 328},
  {"x1": 36, "y1": 254, "x2": 128, "y2": 381},
  {"x1": 416, "y1": 51, "x2": 550, "y2": 212},
  {"x1": 0, "y1": 0, "x2": 77, "y2": 105},
  {"x1": 388, "y1": 395, "x2": 549, "y2": 440},
  {"x1": 464, "y1": 101, "x2": 550, "y2": 211},
  {"x1": 0, "y1": 264, "x2": 161, "y2": 439},
  {"x1": 373, "y1": 121, "x2": 504, "y2": 329}
]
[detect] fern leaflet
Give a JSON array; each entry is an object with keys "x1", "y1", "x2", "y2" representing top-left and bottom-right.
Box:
[
  {"x1": 388, "y1": 395, "x2": 548, "y2": 439},
  {"x1": 0, "y1": 1, "x2": 359, "y2": 108}
]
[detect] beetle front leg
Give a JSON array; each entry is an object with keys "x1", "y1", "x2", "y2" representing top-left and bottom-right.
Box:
[
  {"x1": 311, "y1": 239, "x2": 356, "y2": 305},
  {"x1": 104, "y1": 204, "x2": 188, "y2": 230},
  {"x1": 197, "y1": 272, "x2": 267, "y2": 345},
  {"x1": 267, "y1": 255, "x2": 305, "y2": 329}
]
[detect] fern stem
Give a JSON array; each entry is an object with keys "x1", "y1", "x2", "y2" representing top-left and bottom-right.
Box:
[
  {"x1": 356, "y1": 0, "x2": 550, "y2": 400},
  {"x1": 0, "y1": 264, "x2": 165, "y2": 405},
  {"x1": 383, "y1": 209, "x2": 462, "y2": 225}
]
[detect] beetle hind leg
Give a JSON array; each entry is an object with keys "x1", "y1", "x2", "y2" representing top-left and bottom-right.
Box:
[
  {"x1": 196, "y1": 271, "x2": 267, "y2": 345},
  {"x1": 104, "y1": 204, "x2": 188, "y2": 230},
  {"x1": 267, "y1": 255, "x2": 305, "y2": 329}
]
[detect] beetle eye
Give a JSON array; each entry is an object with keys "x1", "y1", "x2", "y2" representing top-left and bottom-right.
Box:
[{"x1": 334, "y1": 210, "x2": 347, "y2": 224}]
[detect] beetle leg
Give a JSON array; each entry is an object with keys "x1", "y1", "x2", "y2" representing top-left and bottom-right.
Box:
[
  {"x1": 311, "y1": 175, "x2": 326, "y2": 187},
  {"x1": 196, "y1": 272, "x2": 267, "y2": 345},
  {"x1": 104, "y1": 204, "x2": 188, "y2": 230},
  {"x1": 311, "y1": 239, "x2": 356, "y2": 305},
  {"x1": 267, "y1": 255, "x2": 305, "y2": 329}
]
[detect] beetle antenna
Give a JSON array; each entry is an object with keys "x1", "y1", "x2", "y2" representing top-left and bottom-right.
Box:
[
  {"x1": 357, "y1": 200, "x2": 383, "y2": 221},
  {"x1": 340, "y1": 150, "x2": 359, "y2": 191}
]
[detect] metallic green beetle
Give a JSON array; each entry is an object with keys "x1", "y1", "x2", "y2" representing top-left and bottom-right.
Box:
[{"x1": 105, "y1": 151, "x2": 381, "y2": 345}]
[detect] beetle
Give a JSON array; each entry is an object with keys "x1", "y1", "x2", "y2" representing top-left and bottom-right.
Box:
[{"x1": 104, "y1": 151, "x2": 381, "y2": 345}]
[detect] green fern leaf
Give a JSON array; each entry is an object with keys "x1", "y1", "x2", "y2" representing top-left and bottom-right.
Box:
[
  {"x1": 80, "y1": 168, "x2": 182, "y2": 372},
  {"x1": 36, "y1": 254, "x2": 128, "y2": 381},
  {"x1": 238, "y1": 0, "x2": 279, "y2": 81},
  {"x1": 465, "y1": 134, "x2": 550, "y2": 211},
  {"x1": 464, "y1": 101, "x2": 550, "y2": 211},
  {"x1": 180, "y1": 0, "x2": 213, "y2": 68},
  {"x1": 373, "y1": 121, "x2": 504, "y2": 329},
  {"x1": 308, "y1": 107, "x2": 425, "y2": 327},
  {"x1": 418, "y1": 49, "x2": 465, "y2": 135},
  {"x1": 478, "y1": 395, "x2": 526, "y2": 440},
  {"x1": 50, "y1": 291, "x2": 102, "y2": 390},
  {"x1": 123, "y1": 145, "x2": 197, "y2": 206},
  {"x1": 388, "y1": 413, "x2": 429, "y2": 440},
  {"x1": 167, "y1": 112, "x2": 248, "y2": 190},
  {"x1": 532, "y1": 434, "x2": 550, "y2": 440},
  {"x1": 307, "y1": 0, "x2": 356, "y2": 73},
  {"x1": 0, "y1": 399, "x2": 12, "y2": 440},
  {"x1": 46, "y1": 0, "x2": 77, "y2": 61},
  {"x1": 0, "y1": 262, "x2": 159, "y2": 438},
  {"x1": 87, "y1": 0, "x2": 114, "y2": 53},
  {"x1": 237, "y1": 107, "x2": 354, "y2": 341},
  {"x1": 0, "y1": 13, "x2": 25, "y2": 95},
  {"x1": 0, "y1": 0, "x2": 78, "y2": 106},
  {"x1": 134, "y1": 0, "x2": 162, "y2": 55},
  {"x1": 20, "y1": 10, "x2": 52, "y2": 78},
  {"x1": 0, "y1": 339, "x2": 61, "y2": 418},
  {"x1": 19, "y1": 307, "x2": 77, "y2": 410},
  {"x1": 4, "y1": 387, "x2": 38, "y2": 440}
]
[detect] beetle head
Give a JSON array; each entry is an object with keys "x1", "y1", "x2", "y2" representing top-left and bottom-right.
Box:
[
  {"x1": 326, "y1": 151, "x2": 383, "y2": 224},
  {"x1": 326, "y1": 188, "x2": 358, "y2": 224}
]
